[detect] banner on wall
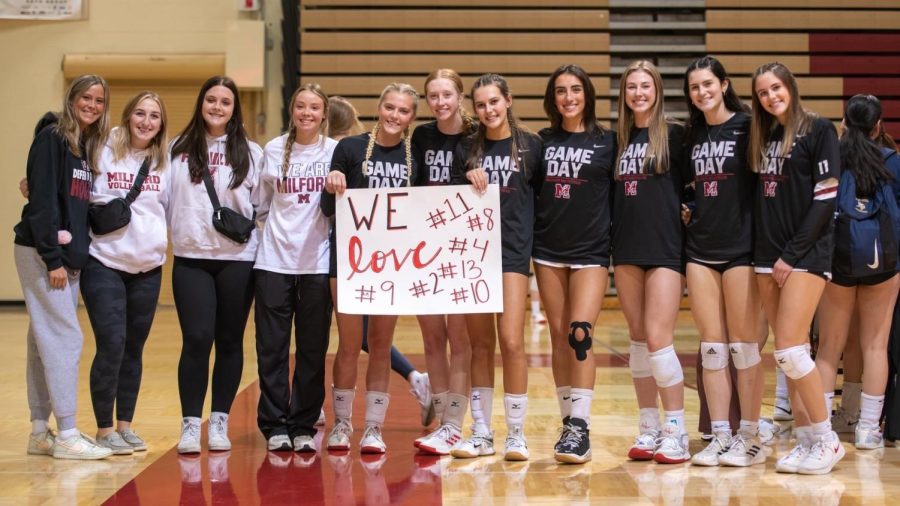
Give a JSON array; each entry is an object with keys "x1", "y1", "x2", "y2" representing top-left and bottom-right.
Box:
[
  {"x1": 0, "y1": 0, "x2": 84, "y2": 20},
  {"x1": 335, "y1": 185, "x2": 503, "y2": 315}
]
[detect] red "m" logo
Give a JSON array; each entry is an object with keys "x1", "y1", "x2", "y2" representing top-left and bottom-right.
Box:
[
  {"x1": 624, "y1": 181, "x2": 638, "y2": 196},
  {"x1": 703, "y1": 181, "x2": 718, "y2": 197},
  {"x1": 297, "y1": 193, "x2": 310, "y2": 204},
  {"x1": 554, "y1": 184, "x2": 571, "y2": 199},
  {"x1": 764, "y1": 181, "x2": 777, "y2": 198}
]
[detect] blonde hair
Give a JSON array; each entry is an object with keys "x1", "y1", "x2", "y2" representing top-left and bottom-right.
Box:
[
  {"x1": 111, "y1": 91, "x2": 168, "y2": 171},
  {"x1": 283, "y1": 83, "x2": 329, "y2": 177},
  {"x1": 57, "y1": 74, "x2": 110, "y2": 173},
  {"x1": 749, "y1": 62, "x2": 814, "y2": 173},
  {"x1": 327, "y1": 96, "x2": 365, "y2": 140},
  {"x1": 424, "y1": 68, "x2": 477, "y2": 135},
  {"x1": 616, "y1": 60, "x2": 673, "y2": 176},
  {"x1": 362, "y1": 83, "x2": 418, "y2": 186}
]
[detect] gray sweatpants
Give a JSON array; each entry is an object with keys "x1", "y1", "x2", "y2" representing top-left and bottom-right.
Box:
[{"x1": 14, "y1": 245, "x2": 81, "y2": 431}]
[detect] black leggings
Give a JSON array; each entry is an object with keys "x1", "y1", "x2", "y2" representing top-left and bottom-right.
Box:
[
  {"x1": 173, "y1": 257, "x2": 255, "y2": 417},
  {"x1": 81, "y1": 257, "x2": 161, "y2": 428}
]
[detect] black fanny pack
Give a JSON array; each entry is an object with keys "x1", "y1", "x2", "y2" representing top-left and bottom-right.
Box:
[
  {"x1": 89, "y1": 158, "x2": 150, "y2": 235},
  {"x1": 201, "y1": 166, "x2": 255, "y2": 244}
]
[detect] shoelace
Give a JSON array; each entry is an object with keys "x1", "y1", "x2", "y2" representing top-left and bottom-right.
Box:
[
  {"x1": 183, "y1": 423, "x2": 200, "y2": 440},
  {"x1": 210, "y1": 418, "x2": 227, "y2": 436},
  {"x1": 635, "y1": 432, "x2": 656, "y2": 446},
  {"x1": 724, "y1": 434, "x2": 743, "y2": 453},
  {"x1": 363, "y1": 425, "x2": 382, "y2": 441},
  {"x1": 655, "y1": 433, "x2": 682, "y2": 451},
  {"x1": 559, "y1": 425, "x2": 585, "y2": 450},
  {"x1": 784, "y1": 444, "x2": 807, "y2": 460}
]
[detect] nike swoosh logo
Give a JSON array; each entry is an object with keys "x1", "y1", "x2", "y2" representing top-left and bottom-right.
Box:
[
  {"x1": 473, "y1": 443, "x2": 482, "y2": 448},
  {"x1": 593, "y1": 144, "x2": 606, "y2": 148},
  {"x1": 733, "y1": 131, "x2": 745, "y2": 135},
  {"x1": 868, "y1": 241, "x2": 880, "y2": 269}
]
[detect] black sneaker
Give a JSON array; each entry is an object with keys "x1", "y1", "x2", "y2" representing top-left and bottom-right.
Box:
[
  {"x1": 554, "y1": 416, "x2": 572, "y2": 454},
  {"x1": 554, "y1": 417, "x2": 591, "y2": 464}
]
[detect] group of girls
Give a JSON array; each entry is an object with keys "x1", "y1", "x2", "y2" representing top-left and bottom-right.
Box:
[{"x1": 16, "y1": 56, "x2": 898, "y2": 480}]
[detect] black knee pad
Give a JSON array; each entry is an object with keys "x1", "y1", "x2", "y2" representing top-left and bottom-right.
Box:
[{"x1": 569, "y1": 321, "x2": 593, "y2": 361}]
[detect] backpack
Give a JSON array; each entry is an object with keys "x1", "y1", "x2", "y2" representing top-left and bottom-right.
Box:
[{"x1": 833, "y1": 149, "x2": 900, "y2": 278}]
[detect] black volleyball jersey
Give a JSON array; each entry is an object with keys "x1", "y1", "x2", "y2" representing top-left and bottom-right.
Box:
[
  {"x1": 320, "y1": 132, "x2": 419, "y2": 217},
  {"x1": 685, "y1": 112, "x2": 755, "y2": 261},
  {"x1": 412, "y1": 121, "x2": 463, "y2": 186},
  {"x1": 451, "y1": 132, "x2": 543, "y2": 273},
  {"x1": 612, "y1": 123, "x2": 686, "y2": 266},
  {"x1": 534, "y1": 128, "x2": 616, "y2": 265},
  {"x1": 754, "y1": 117, "x2": 840, "y2": 271}
]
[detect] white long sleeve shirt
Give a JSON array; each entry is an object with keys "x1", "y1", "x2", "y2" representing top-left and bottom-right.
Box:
[{"x1": 254, "y1": 134, "x2": 336, "y2": 274}]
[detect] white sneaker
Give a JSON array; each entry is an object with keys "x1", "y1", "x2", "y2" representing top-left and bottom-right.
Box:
[
  {"x1": 293, "y1": 434, "x2": 317, "y2": 453},
  {"x1": 96, "y1": 431, "x2": 134, "y2": 455},
  {"x1": 414, "y1": 426, "x2": 440, "y2": 448},
  {"x1": 419, "y1": 424, "x2": 462, "y2": 456},
  {"x1": 691, "y1": 431, "x2": 731, "y2": 466},
  {"x1": 327, "y1": 418, "x2": 353, "y2": 451},
  {"x1": 719, "y1": 433, "x2": 765, "y2": 467},
  {"x1": 451, "y1": 429, "x2": 495, "y2": 458},
  {"x1": 360, "y1": 424, "x2": 386, "y2": 454},
  {"x1": 774, "y1": 396, "x2": 793, "y2": 421},
  {"x1": 504, "y1": 426, "x2": 529, "y2": 461},
  {"x1": 315, "y1": 408, "x2": 326, "y2": 427},
  {"x1": 654, "y1": 424, "x2": 690, "y2": 464},
  {"x1": 831, "y1": 406, "x2": 858, "y2": 433},
  {"x1": 758, "y1": 418, "x2": 777, "y2": 445},
  {"x1": 177, "y1": 417, "x2": 201, "y2": 454},
  {"x1": 798, "y1": 431, "x2": 845, "y2": 475},
  {"x1": 410, "y1": 372, "x2": 435, "y2": 427},
  {"x1": 27, "y1": 430, "x2": 55, "y2": 456},
  {"x1": 267, "y1": 434, "x2": 292, "y2": 451},
  {"x1": 855, "y1": 425, "x2": 884, "y2": 450},
  {"x1": 52, "y1": 433, "x2": 113, "y2": 460},
  {"x1": 627, "y1": 430, "x2": 658, "y2": 460},
  {"x1": 208, "y1": 412, "x2": 231, "y2": 451},
  {"x1": 776, "y1": 442, "x2": 809, "y2": 473},
  {"x1": 531, "y1": 311, "x2": 547, "y2": 324}
]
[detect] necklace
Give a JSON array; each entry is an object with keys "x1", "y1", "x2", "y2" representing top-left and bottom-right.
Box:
[{"x1": 706, "y1": 112, "x2": 736, "y2": 144}]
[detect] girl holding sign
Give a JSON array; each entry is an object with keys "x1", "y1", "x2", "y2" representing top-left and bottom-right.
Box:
[
  {"x1": 533, "y1": 64, "x2": 616, "y2": 464},
  {"x1": 451, "y1": 73, "x2": 543, "y2": 461},
  {"x1": 254, "y1": 83, "x2": 336, "y2": 452},
  {"x1": 750, "y1": 63, "x2": 842, "y2": 474},
  {"x1": 411, "y1": 69, "x2": 478, "y2": 455},
  {"x1": 321, "y1": 82, "x2": 420, "y2": 453},
  {"x1": 681, "y1": 57, "x2": 769, "y2": 467},
  {"x1": 613, "y1": 60, "x2": 690, "y2": 464},
  {"x1": 169, "y1": 76, "x2": 264, "y2": 454}
]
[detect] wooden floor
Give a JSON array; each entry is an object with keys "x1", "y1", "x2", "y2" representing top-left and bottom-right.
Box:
[{"x1": 0, "y1": 303, "x2": 897, "y2": 505}]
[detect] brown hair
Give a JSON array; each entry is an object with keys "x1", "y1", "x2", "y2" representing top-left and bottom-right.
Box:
[
  {"x1": 748, "y1": 62, "x2": 814, "y2": 173},
  {"x1": 327, "y1": 96, "x2": 365, "y2": 140}
]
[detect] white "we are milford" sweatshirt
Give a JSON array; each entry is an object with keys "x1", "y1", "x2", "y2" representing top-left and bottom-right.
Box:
[
  {"x1": 167, "y1": 134, "x2": 264, "y2": 261},
  {"x1": 88, "y1": 140, "x2": 170, "y2": 273}
]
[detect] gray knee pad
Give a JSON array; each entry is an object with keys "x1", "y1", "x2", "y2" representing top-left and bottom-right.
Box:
[{"x1": 700, "y1": 342, "x2": 729, "y2": 370}]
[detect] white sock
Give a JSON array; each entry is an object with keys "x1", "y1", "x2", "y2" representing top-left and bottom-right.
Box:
[
  {"x1": 775, "y1": 367, "x2": 789, "y2": 399},
  {"x1": 333, "y1": 386, "x2": 356, "y2": 420},
  {"x1": 31, "y1": 419, "x2": 49, "y2": 435},
  {"x1": 795, "y1": 425, "x2": 813, "y2": 446},
  {"x1": 824, "y1": 391, "x2": 835, "y2": 415},
  {"x1": 504, "y1": 394, "x2": 528, "y2": 430},
  {"x1": 664, "y1": 409, "x2": 686, "y2": 434},
  {"x1": 364, "y1": 391, "x2": 390, "y2": 427},
  {"x1": 841, "y1": 381, "x2": 862, "y2": 416},
  {"x1": 639, "y1": 407, "x2": 660, "y2": 434},
  {"x1": 432, "y1": 390, "x2": 449, "y2": 423},
  {"x1": 531, "y1": 299, "x2": 541, "y2": 315},
  {"x1": 859, "y1": 392, "x2": 885, "y2": 430},
  {"x1": 443, "y1": 393, "x2": 468, "y2": 430},
  {"x1": 556, "y1": 386, "x2": 572, "y2": 420},
  {"x1": 739, "y1": 419, "x2": 759, "y2": 437},
  {"x1": 569, "y1": 388, "x2": 593, "y2": 427},
  {"x1": 470, "y1": 387, "x2": 493, "y2": 434},
  {"x1": 711, "y1": 420, "x2": 731, "y2": 434},
  {"x1": 59, "y1": 428, "x2": 79, "y2": 440},
  {"x1": 811, "y1": 419, "x2": 832, "y2": 438}
]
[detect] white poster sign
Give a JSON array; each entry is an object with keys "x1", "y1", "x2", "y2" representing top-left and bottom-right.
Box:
[
  {"x1": 336, "y1": 185, "x2": 503, "y2": 315},
  {"x1": 0, "y1": 0, "x2": 83, "y2": 20}
]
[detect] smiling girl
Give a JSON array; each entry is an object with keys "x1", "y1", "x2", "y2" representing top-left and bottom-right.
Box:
[
  {"x1": 749, "y1": 62, "x2": 843, "y2": 475},
  {"x1": 450, "y1": 73, "x2": 542, "y2": 461},
  {"x1": 321, "y1": 82, "x2": 420, "y2": 454}
]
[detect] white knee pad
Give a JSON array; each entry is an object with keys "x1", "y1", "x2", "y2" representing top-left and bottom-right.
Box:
[
  {"x1": 649, "y1": 345, "x2": 684, "y2": 388},
  {"x1": 774, "y1": 345, "x2": 815, "y2": 379},
  {"x1": 629, "y1": 341, "x2": 652, "y2": 379},
  {"x1": 700, "y1": 342, "x2": 729, "y2": 370},
  {"x1": 729, "y1": 342, "x2": 761, "y2": 369}
]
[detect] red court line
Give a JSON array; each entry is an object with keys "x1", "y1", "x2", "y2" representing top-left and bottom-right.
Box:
[{"x1": 103, "y1": 356, "x2": 442, "y2": 505}]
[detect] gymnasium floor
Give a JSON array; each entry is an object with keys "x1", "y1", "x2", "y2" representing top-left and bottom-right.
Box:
[{"x1": 0, "y1": 304, "x2": 897, "y2": 505}]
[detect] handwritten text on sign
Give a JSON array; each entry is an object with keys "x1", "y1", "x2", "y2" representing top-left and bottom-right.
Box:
[{"x1": 336, "y1": 185, "x2": 502, "y2": 315}]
